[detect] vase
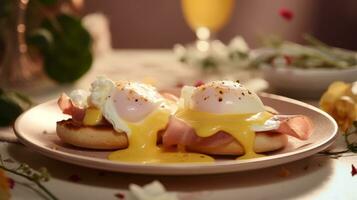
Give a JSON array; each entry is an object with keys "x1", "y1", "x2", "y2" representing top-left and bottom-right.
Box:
[{"x1": 0, "y1": 0, "x2": 43, "y2": 90}]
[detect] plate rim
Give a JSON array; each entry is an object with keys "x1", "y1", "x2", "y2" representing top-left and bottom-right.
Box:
[{"x1": 14, "y1": 93, "x2": 338, "y2": 175}]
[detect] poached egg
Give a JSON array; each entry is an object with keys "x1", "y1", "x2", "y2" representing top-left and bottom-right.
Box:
[{"x1": 175, "y1": 80, "x2": 279, "y2": 159}]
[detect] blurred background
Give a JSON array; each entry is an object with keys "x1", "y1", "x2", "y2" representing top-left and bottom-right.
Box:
[
  {"x1": 0, "y1": 0, "x2": 356, "y2": 137},
  {"x1": 83, "y1": 0, "x2": 357, "y2": 50}
]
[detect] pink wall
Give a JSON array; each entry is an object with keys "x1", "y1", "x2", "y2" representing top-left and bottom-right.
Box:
[{"x1": 84, "y1": 0, "x2": 357, "y2": 50}]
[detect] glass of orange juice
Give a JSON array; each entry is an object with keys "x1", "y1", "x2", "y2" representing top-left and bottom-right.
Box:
[{"x1": 181, "y1": 0, "x2": 235, "y2": 51}]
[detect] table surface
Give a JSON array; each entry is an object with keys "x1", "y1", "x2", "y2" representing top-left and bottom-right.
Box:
[{"x1": 1, "y1": 50, "x2": 356, "y2": 200}]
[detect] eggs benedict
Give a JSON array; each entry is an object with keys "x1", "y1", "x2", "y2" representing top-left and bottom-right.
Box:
[
  {"x1": 57, "y1": 78, "x2": 313, "y2": 162},
  {"x1": 57, "y1": 76, "x2": 213, "y2": 163},
  {"x1": 162, "y1": 80, "x2": 314, "y2": 159}
]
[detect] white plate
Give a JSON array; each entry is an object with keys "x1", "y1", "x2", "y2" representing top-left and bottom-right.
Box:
[
  {"x1": 262, "y1": 64, "x2": 357, "y2": 98},
  {"x1": 14, "y1": 93, "x2": 338, "y2": 175}
]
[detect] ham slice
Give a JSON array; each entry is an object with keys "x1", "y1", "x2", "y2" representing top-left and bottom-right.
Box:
[
  {"x1": 57, "y1": 93, "x2": 85, "y2": 122},
  {"x1": 162, "y1": 115, "x2": 313, "y2": 148},
  {"x1": 275, "y1": 115, "x2": 313, "y2": 140},
  {"x1": 162, "y1": 116, "x2": 235, "y2": 148}
]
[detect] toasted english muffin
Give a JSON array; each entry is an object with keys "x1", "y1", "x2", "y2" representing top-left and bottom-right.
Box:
[
  {"x1": 56, "y1": 119, "x2": 128, "y2": 150},
  {"x1": 187, "y1": 132, "x2": 288, "y2": 156}
]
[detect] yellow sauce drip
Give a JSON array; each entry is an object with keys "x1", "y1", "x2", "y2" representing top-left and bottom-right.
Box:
[
  {"x1": 108, "y1": 108, "x2": 214, "y2": 163},
  {"x1": 175, "y1": 109, "x2": 273, "y2": 159}
]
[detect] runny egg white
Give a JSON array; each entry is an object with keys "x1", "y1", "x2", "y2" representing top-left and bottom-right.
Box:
[
  {"x1": 69, "y1": 89, "x2": 90, "y2": 108},
  {"x1": 176, "y1": 80, "x2": 280, "y2": 159},
  {"x1": 89, "y1": 76, "x2": 172, "y2": 135}
]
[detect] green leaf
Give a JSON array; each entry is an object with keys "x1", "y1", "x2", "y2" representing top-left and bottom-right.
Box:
[
  {"x1": 39, "y1": 14, "x2": 92, "y2": 83},
  {"x1": 37, "y1": 0, "x2": 58, "y2": 6},
  {"x1": 27, "y1": 29, "x2": 53, "y2": 52},
  {"x1": 0, "y1": 90, "x2": 32, "y2": 126},
  {"x1": 0, "y1": 96, "x2": 23, "y2": 127},
  {"x1": 201, "y1": 57, "x2": 217, "y2": 69}
]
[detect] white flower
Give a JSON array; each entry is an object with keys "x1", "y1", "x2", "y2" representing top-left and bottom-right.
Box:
[
  {"x1": 128, "y1": 181, "x2": 178, "y2": 200},
  {"x1": 228, "y1": 36, "x2": 249, "y2": 53},
  {"x1": 173, "y1": 36, "x2": 250, "y2": 69}
]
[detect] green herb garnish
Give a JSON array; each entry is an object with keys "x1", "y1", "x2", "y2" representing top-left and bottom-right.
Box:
[
  {"x1": 254, "y1": 34, "x2": 357, "y2": 69},
  {"x1": 0, "y1": 155, "x2": 58, "y2": 200},
  {"x1": 345, "y1": 121, "x2": 357, "y2": 153},
  {"x1": 320, "y1": 121, "x2": 357, "y2": 157}
]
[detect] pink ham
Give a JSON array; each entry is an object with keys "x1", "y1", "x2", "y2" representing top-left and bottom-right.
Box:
[
  {"x1": 162, "y1": 115, "x2": 313, "y2": 148},
  {"x1": 57, "y1": 93, "x2": 85, "y2": 122},
  {"x1": 162, "y1": 116, "x2": 235, "y2": 148},
  {"x1": 275, "y1": 115, "x2": 313, "y2": 140}
]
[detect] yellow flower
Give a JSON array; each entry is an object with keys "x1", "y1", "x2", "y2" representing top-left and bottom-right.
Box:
[
  {"x1": 320, "y1": 81, "x2": 357, "y2": 131},
  {"x1": 0, "y1": 169, "x2": 11, "y2": 200}
]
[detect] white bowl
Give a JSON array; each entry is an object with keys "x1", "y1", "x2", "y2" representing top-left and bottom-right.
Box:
[{"x1": 262, "y1": 65, "x2": 357, "y2": 99}]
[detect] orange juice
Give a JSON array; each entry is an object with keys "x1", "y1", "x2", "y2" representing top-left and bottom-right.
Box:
[{"x1": 181, "y1": 0, "x2": 235, "y2": 32}]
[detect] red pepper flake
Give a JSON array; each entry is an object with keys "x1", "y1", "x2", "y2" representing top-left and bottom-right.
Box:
[
  {"x1": 352, "y1": 164, "x2": 357, "y2": 176},
  {"x1": 114, "y1": 192, "x2": 125, "y2": 199},
  {"x1": 194, "y1": 80, "x2": 204, "y2": 87},
  {"x1": 284, "y1": 55, "x2": 293, "y2": 65},
  {"x1": 3, "y1": 158, "x2": 14, "y2": 163},
  {"x1": 279, "y1": 8, "x2": 294, "y2": 21},
  {"x1": 278, "y1": 166, "x2": 291, "y2": 177},
  {"x1": 175, "y1": 82, "x2": 184, "y2": 88},
  {"x1": 68, "y1": 174, "x2": 81, "y2": 182},
  {"x1": 7, "y1": 178, "x2": 15, "y2": 189}
]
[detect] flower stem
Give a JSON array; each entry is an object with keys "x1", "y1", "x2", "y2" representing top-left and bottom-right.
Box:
[{"x1": 0, "y1": 165, "x2": 58, "y2": 200}]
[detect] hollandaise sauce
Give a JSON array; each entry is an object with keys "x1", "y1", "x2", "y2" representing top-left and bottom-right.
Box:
[
  {"x1": 108, "y1": 108, "x2": 214, "y2": 163},
  {"x1": 175, "y1": 109, "x2": 273, "y2": 159}
]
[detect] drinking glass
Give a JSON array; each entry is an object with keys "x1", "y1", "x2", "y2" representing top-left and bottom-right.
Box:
[{"x1": 181, "y1": 0, "x2": 235, "y2": 51}]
